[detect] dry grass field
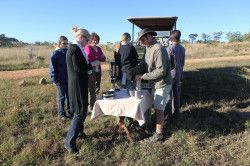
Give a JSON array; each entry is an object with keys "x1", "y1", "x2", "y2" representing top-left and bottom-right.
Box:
[
  {"x1": 0, "y1": 42, "x2": 249, "y2": 165},
  {"x1": 0, "y1": 45, "x2": 52, "y2": 71},
  {"x1": 184, "y1": 42, "x2": 250, "y2": 59},
  {"x1": 0, "y1": 42, "x2": 250, "y2": 71}
]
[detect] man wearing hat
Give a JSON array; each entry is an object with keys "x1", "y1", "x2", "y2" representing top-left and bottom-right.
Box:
[{"x1": 135, "y1": 28, "x2": 172, "y2": 143}]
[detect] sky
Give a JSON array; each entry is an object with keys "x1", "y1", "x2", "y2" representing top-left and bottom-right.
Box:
[{"x1": 1, "y1": 0, "x2": 249, "y2": 44}]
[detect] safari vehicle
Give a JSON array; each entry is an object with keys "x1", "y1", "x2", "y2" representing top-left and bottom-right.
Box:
[
  {"x1": 127, "y1": 16, "x2": 178, "y2": 57},
  {"x1": 128, "y1": 16, "x2": 178, "y2": 44}
]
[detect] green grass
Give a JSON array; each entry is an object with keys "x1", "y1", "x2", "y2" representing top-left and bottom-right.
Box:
[
  {"x1": 0, "y1": 60, "x2": 47, "y2": 71},
  {"x1": 0, "y1": 63, "x2": 250, "y2": 165},
  {"x1": 0, "y1": 51, "x2": 249, "y2": 165}
]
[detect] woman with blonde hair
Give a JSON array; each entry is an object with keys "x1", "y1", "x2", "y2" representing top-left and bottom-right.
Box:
[
  {"x1": 64, "y1": 26, "x2": 92, "y2": 154},
  {"x1": 115, "y1": 32, "x2": 138, "y2": 88}
]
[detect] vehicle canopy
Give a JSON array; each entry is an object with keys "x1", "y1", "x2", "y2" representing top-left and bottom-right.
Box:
[{"x1": 128, "y1": 16, "x2": 178, "y2": 46}]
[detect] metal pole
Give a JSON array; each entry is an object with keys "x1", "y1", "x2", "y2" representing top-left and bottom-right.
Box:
[{"x1": 132, "y1": 23, "x2": 135, "y2": 43}]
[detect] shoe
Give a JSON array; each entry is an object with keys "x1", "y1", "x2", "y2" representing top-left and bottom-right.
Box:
[
  {"x1": 141, "y1": 132, "x2": 163, "y2": 143},
  {"x1": 87, "y1": 106, "x2": 93, "y2": 114},
  {"x1": 78, "y1": 132, "x2": 87, "y2": 140},
  {"x1": 66, "y1": 112, "x2": 73, "y2": 119},
  {"x1": 64, "y1": 144, "x2": 79, "y2": 155},
  {"x1": 59, "y1": 115, "x2": 67, "y2": 121}
]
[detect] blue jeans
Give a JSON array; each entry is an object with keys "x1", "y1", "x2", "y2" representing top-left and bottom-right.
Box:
[
  {"x1": 172, "y1": 80, "x2": 182, "y2": 114},
  {"x1": 56, "y1": 84, "x2": 69, "y2": 117},
  {"x1": 164, "y1": 80, "x2": 181, "y2": 116},
  {"x1": 65, "y1": 111, "x2": 87, "y2": 149}
]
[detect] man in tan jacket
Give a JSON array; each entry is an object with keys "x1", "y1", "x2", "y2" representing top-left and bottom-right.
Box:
[{"x1": 136, "y1": 28, "x2": 172, "y2": 143}]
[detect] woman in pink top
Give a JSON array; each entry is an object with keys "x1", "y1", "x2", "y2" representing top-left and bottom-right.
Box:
[{"x1": 85, "y1": 32, "x2": 106, "y2": 110}]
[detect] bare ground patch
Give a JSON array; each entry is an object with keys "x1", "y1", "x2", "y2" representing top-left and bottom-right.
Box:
[{"x1": 0, "y1": 55, "x2": 249, "y2": 79}]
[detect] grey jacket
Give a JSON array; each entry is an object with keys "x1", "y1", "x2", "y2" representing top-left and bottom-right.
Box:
[
  {"x1": 167, "y1": 42, "x2": 185, "y2": 81},
  {"x1": 142, "y1": 41, "x2": 172, "y2": 89}
]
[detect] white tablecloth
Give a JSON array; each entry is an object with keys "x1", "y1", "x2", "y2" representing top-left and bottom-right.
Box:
[{"x1": 91, "y1": 89, "x2": 153, "y2": 126}]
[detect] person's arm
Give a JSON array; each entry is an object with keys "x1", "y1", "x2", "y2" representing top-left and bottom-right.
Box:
[
  {"x1": 48, "y1": 55, "x2": 55, "y2": 83},
  {"x1": 142, "y1": 47, "x2": 167, "y2": 80},
  {"x1": 84, "y1": 45, "x2": 96, "y2": 62},
  {"x1": 167, "y1": 46, "x2": 176, "y2": 70},
  {"x1": 97, "y1": 47, "x2": 106, "y2": 62},
  {"x1": 182, "y1": 47, "x2": 186, "y2": 67},
  {"x1": 51, "y1": 52, "x2": 60, "y2": 83}
]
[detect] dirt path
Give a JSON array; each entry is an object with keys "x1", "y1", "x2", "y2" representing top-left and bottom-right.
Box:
[{"x1": 0, "y1": 55, "x2": 250, "y2": 79}]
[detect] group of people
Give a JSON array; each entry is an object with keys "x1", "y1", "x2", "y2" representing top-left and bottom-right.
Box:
[
  {"x1": 114, "y1": 29, "x2": 185, "y2": 143},
  {"x1": 49, "y1": 26, "x2": 185, "y2": 154}
]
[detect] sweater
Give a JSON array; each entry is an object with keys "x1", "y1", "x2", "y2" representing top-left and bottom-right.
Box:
[
  {"x1": 84, "y1": 45, "x2": 106, "y2": 67},
  {"x1": 49, "y1": 48, "x2": 68, "y2": 85},
  {"x1": 167, "y1": 42, "x2": 185, "y2": 81},
  {"x1": 117, "y1": 44, "x2": 138, "y2": 72},
  {"x1": 142, "y1": 41, "x2": 172, "y2": 89}
]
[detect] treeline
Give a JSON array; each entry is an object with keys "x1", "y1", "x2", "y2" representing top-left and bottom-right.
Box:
[
  {"x1": 187, "y1": 31, "x2": 250, "y2": 43},
  {"x1": 0, "y1": 34, "x2": 25, "y2": 47},
  {"x1": 1, "y1": 31, "x2": 250, "y2": 48},
  {"x1": 0, "y1": 34, "x2": 55, "y2": 47}
]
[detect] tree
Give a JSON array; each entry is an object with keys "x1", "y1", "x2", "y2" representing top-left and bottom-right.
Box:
[
  {"x1": 212, "y1": 31, "x2": 223, "y2": 42},
  {"x1": 243, "y1": 32, "x2": 250, "y2": 42},
  {"x1": 226, "y1": 31, "x2": 243, "y2": 42},
  {"x1": 34, "y1": 41, "x2": 42, "y2": 45},
  {"x1": 42, "y1": 41, "x2": 52, "y2": 46},
  {"x1": 201, "y1": 33, "x2": 211, "y2": 43},
  {"x1": 188, "y1": 34, "x2": 198, "y2": 43}
]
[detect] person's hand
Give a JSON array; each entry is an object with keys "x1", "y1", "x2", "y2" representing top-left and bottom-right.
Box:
[{"x1": 135, "y1": 74, "x2": 143, "y2": 80}]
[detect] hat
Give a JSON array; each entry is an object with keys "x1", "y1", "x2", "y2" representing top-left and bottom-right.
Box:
[{"x1": 136, "y1": 28, "x2": 157, "y2": 42}]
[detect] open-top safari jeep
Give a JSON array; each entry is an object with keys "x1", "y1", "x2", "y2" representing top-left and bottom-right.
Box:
[
  {"x1": 128, "y1": 16, "x2": 178, "y2": 44},
  {"x1": 127, "y1": 16, "x2": 178, "y2": 57}
]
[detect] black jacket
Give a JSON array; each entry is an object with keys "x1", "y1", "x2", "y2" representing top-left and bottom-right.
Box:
[
  {"x1": 66, "y1": 44, "x2": 92, "y2": 114},
  {"x1": 117, "y1": 44, "x2": 138, "y2": 72},
  {"x1": 127, "y1": 60, "x2": 148, "y2": 80}
]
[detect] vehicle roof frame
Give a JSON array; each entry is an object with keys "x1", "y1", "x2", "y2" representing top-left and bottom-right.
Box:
[{"x1": 127, "y1": 16, "x2": 178, "y2": 42}]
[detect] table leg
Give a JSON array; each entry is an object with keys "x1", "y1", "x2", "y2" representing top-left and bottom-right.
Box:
[{"x1": 112, "y1": 116, "x2": 133, "y2": 142}]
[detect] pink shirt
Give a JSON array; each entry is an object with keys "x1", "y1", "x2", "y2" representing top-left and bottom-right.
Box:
[{"x1": 84, "y1": 45, "x2": 106, "y2": 64}]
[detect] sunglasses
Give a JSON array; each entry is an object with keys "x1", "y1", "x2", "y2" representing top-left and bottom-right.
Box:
[{"x1": 61, "y1": 42, "x2": 68, "y2": 45}]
